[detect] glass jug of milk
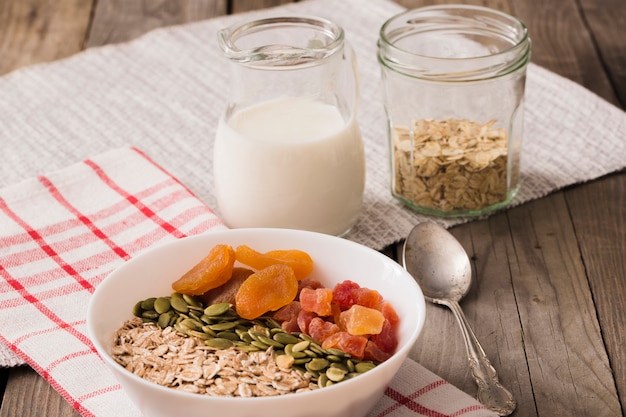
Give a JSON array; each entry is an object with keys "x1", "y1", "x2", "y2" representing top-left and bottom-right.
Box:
[{"x1": 214, "y1": 16, "x2": 365, "y2": 236}]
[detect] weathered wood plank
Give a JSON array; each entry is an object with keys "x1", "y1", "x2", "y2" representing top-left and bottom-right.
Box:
[
  {"x1": 566, "y1": 172, "x2": 626, "y2": 411},
  {"x1": 579, "y1": 0, "x2": 626, "y2": 107},
  {"x1": 513, "y1": 0, "x2": 619, "y2": 105},
  {"x1": 86, "y1": 0, "x2": 228, "y2": 47},
  {"x1": 0, "y1": 0, "x2": 93, "y2": 75},
  {"x1": 0, "y1": 367, "x2": 79, "y2": 417},
  {"x1": 506, "y1": 193, "x2": 621, "y2": 416},
  {"x1": 230, "y1": 0, "x2": 295, "y2": 15}
]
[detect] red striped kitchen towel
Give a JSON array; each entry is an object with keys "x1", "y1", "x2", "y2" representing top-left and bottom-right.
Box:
[{"x1": 0, "y1": 147, "x2": 496, "y2": 417}]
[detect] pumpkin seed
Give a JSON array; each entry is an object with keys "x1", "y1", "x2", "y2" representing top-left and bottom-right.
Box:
[
  {"x1": 273, "y1": 332, "x2": 300, "y2": 345},
  {"x1": 203, "y1": 302, "x2": 231, "y2": 317},
  {"x1": 201, "y1": 325, "x2": 217, "y2": 337},
  {"x1": 188, "y1": 330, "x2": 210, "y2": 340},
  {"x1": 205, "y1": 337, "x2": 234, "y2": 349},
  {"x1": 250, "y1": 340, "x2": 269, "y2": 350},
  {"x1": 182, "y1": 294, "x2": 202, "y2": 308},
  {"x1": 306, "y1": 358, "x2": 330, "y2": 372},
  {"x1": 140, "y1": 297, "x2": 156, "y2": 311},
  {"x1": 257, "y1": 335, "x2": 284, "y2": 349},
  {"x1": 132, "y1": 301, "x2": 143, "y2": 317},
  {"x1": 170, "y1": 296, "x2": 189, "y2": 313},
  {"x1": 292, "y1": 340, "x2": 310, "y2": 352},
  {"x1": 157, "y1": 312, "x2": 173, "y2": 329},
  {"x1": 208, "y1": 321, "x2": 239, "y2": 331},
  {"x1": 153, "y1": 297, "x2": 171, "y2": 314},
  {"x1": 326, "y1": 366, "x2": 347, "y2": 382},
  {"x1": 355, "y1": 362, "x2": 377, "y2": 373},
  {"x1": 141, "y1": 310, "x2": 159, "y2": 320},
  {"x1": 303, "y1": 349, "x2": 317, "y2": 358},
  {"x1": 215, "y1": 331, "x2": 240, "y2": 341},
  {"x1": 318, "y1": 373, "x2": 329, "y2": 388},
  {"x1": 326, "y1": 348, "x2": 349, "y2": 357}
]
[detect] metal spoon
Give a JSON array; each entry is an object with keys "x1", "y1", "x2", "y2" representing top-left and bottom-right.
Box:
[{"x1": 402, "y1": 222, "x2": 516, "y2": 416}]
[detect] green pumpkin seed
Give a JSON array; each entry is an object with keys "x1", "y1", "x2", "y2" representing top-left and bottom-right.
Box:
[
  {"x1": 250, "y1": 340, "x2": 269, "y2": 350},
  {"x1": 306, "y1": 358, "x2": 330, "y2": 372},
  {"x1": 215, "y1": 331, "x2": 240, "y2": 341},
  {"x1": 157, "y1": 312, "x2": 174, "y2": 328},
  {"x1": 355, "y1": 362, "x2": 377, "y2": 373},
  {"x1": 318, "y1": 374, "x2": 329, "y2": 388},
  {"x1": 293, "y1": 357, "x2": 312, "y2": 365},
  {"x1": 273, "y1": 332, "x2": 300, "y2": 345},
  {"x1": 201, "y1": 325, "x2": 217, "y2": 337},
  {"x1": 188, "y1": 330, "x2": 209, "y2": 340},
  {"x1": 303, "y1": 349, "x2": 317, "y2": 358},
  {"x1": 182, "y1": 294, "x2": 202, "y2": 308},
  {"x1": 205, "y1": 337, "x2": 234, "y2": 349},
  {"x1": 170, "y1": 296, "x2": 189, "y2": 313},
  {"x1": 325, "y1": 348, "x2": 348, "y2": 357},
  {"x1": 153, "y1": 297, "x2": 171, "y2": 314},
  {"x1": 132, "y1": 301, "x2": 144, "y2": 317},
  {"x1": 257, "y1": 335, "x2": 284, "y2": 349},
  {"x1": 292, "y1": 340, "x2": 310, "y2": 352},
  {"x1": 326, "y1": 367, "x2": 347, "y2": 382},
  {"x1": 141, "y1": 310, "x2": 159, "y2": 320},
  {"x1": 209, "y1": 321, "x2": 239, "y2": 331},
  {"x1": 203, "y1": 302, "x2": 231, "y2": 317},
  {"x1": 140, "y1": 297, "x2": 156, "y2": 311}
]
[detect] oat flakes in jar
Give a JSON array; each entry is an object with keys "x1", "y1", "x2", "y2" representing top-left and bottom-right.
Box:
[{"x1": 378, "y1": 5, "x2": 531, "y2": 217}]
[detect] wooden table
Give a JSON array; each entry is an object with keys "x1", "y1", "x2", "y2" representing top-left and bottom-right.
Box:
[{"x1": 0, "y1": 0, "x2": 624, "y2": 416}]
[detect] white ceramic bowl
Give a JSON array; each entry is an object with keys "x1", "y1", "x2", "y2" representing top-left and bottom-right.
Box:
[{"x1": 87, "y1": 228, "x2": 425, "y2": 417}]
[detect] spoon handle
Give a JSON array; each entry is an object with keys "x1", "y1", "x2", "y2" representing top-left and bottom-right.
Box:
[{"x1": 444, "y1": 300, "x2": 516, "y2": 416}]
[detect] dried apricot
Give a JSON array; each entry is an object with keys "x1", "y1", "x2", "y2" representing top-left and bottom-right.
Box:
[
  {"x1": 235, "y1": 245, "x2": 314, "y2": 280},
  {"x1": 235, "y1": 264, "x2": 298, "y2": 320},
  {"x1": 171, "y1": 244, "x2": 236, "y2": 295}
]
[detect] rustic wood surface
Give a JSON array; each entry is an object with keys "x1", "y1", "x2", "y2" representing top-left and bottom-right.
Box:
[{"x1": 0, "y1": 0, "x2": 624, "y2": 416}]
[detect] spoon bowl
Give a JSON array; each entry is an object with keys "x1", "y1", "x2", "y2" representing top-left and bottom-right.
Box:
[{"x1": 403, "y1": 222, "x2": 516, "y2": 416}]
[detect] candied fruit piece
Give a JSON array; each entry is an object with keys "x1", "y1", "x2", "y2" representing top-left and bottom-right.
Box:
[
  {"x1": 299, "y1": 287, "x2": 333, "y2": 316},
  {"x1": 339, "y1": 304, "x2": 385, "y2": 336},
  {"x1": 376, "y1": 301, "x2": 400, "y2": 327},
  {"x1": 354, "y1": 287, "x2": 383, "y2": 308},
  {"x1": 171, "y1": 244, "x2": 236, "y2": 295},
  {"x1": 297, "y1": 309, "x2": 317, "y2": 334},
  {"x1": 321, "y1": 331, "x2": 368, "y2": 359},
  {"x1": 235, "y1": 264, "x2": 298, "y2": 320},
  {"x1": 332, "y1": 280, "x2": 360, "y2": 309},
  {"x1": 235, "y1": 245, "x2": 313, "y2": 280},
  {"x1": 370, "y1": 319, "x2": 398, "y2": 354},
  {"x1": 308, "y1": 317, "x2": 340, "y2": 343},
  {"x1": 364, "y1": 340, "x2": 392, "y2": 362}
]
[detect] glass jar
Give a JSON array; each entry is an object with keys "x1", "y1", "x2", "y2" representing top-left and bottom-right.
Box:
[
  {"x1": 378, "y1": 5, "x2": 531, "y2": 217},
  {"x1": 214, "y1": 17, "x2": 365, "y2": 236}
]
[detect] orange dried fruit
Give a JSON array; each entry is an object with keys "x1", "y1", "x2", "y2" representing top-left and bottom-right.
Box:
[
  {"x1": 171, "y1": 244, "x2": 236, "y2": 295},
  {"x1": 235, "y1": 245, "x2": 314, "y2": 280},
  {"x1": 338, "y1": 304, "x2": 385, "y2": 336},
  {"x1": 235, "y1": 264, "x2": 298, "y2": 320},
  {"x1": 299, "y1": 287, "x2": 334, "y2": 316}
]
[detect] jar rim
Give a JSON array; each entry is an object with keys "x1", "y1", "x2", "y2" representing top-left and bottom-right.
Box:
[
  {"x1": 378, "y1": 5, "x2": 531, "y2": 81},
  {"x1": 218, "y1": 16, "x2": 345, "y2": 69}
]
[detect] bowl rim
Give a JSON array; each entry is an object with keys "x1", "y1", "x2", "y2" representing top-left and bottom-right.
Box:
[{"x1": 87, "y1": 227, "x2": 426, "y2": 403}]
